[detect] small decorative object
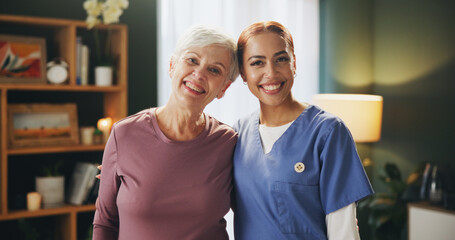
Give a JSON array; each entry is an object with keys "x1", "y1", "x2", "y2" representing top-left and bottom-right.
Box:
[
  {"x1": 93, "y1": 128, "x2": 103, "y2": 144},
  {"x1": 0, "y1": 34, "x2": 47, "y2": 84},
  {"x1": 95, "y1": 66, "x2": 113, "y2": 86},
  {"x1": 35, "y1": 161, "x2": 65, "y2": 208},
  {"x1": 7, "y1": 103, "x2": 80, "y2": 148},
  {"x1": 80, "y1": 126, "x2": 95, "y2": 145},
  {"x1": 97, "y1": 117, "x2": 113, "y2": 143},
  {"x1": 83, "y1": 0, "x2": 129, "y2": 85},
  {"x1": 26, "y1": 192, "x2": 42, "y2": 211},
  {"x1": 46, "y1": 58, "x2": 68, "y2": 84},
  {"x1": 428, "y1": 164, "x2": 444, "y2": 205}
]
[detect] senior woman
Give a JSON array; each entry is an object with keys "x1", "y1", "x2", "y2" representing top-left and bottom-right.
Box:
[{"x1": 93, "y1": 25, "x2": 239, "y2": 240}]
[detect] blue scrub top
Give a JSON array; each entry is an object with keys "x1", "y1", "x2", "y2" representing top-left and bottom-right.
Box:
[{"x1": 232, "y1": 105, "x2": 373, "y2": 240}]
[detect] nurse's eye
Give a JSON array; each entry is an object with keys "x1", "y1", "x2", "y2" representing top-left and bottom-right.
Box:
[
  {"x1": 250, "y1": 60, "x2": 263, "y2": 66},
  {"x1": 277, "y1": 56, "x2": 290, "y2": 63}
]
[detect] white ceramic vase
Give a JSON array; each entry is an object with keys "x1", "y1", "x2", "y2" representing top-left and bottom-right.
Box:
[
  {"x1": 35, "y1": 176, "x2": 65, "y2": 208},
  {"x1": 95, "y1": 66, "x2": 113, "y2": 86}
]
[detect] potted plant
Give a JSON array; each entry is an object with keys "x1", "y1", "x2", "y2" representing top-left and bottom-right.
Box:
[
  {"x1": 35, "y1": 161, "x2": 65, "y2": 208},
  {"x1": 83, "y1": 0, "x2": 129, "y2": 86},
  {"x1": 357, "y1": 162, "x2": 424, "y2": 240}
]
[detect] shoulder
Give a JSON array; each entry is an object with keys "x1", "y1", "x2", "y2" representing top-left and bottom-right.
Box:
[
  {"x1": 233, "y1": 110, "x2": 258, "y2": 133},
  {"x1": 112, "y1": 108, "x2": 153, "y2": 131},
  {"x1": 306, "y1": 105, "x2": 344, "y2": 130},
  {"x1": 307, "y1": 105, "x2": 354, "y2": 145},
  {"x1": 206, "y1": 114, "x2": 238, "y2": 143}
]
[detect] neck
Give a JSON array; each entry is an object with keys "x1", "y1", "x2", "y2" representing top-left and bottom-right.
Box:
[
  {"x1": 259, "y1": 95, "x2": 308, "y2": 127},
  {"x1": 156, "y1": 103, "x2": 206, "y2": 141}
]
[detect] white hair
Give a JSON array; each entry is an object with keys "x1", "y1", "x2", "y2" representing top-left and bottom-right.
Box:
[{"x1": 172, "y1": 25, "x2": 239, "y2": 81}]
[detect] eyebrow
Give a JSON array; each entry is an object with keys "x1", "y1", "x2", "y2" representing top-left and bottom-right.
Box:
[{"x1": 247, "y1": 50, "x2": 288, "y2": 61}]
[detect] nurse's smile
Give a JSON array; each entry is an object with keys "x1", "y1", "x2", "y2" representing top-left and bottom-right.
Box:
[{"x1": 260, "y1": 81, "x2": 285, "y2": 94}]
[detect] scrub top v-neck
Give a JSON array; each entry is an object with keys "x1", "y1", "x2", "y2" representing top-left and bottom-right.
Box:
[{"x1": 232, "y1": 105, "x2": 373, "y2": 240}]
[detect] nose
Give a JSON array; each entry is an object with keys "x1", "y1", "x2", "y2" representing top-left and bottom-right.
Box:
[
  {"x1": 264, "y1": 63, "x2": 278, "y2": 79},
  {"x1": 192, "y1": 66, "x2": 206, "y2": 81}
]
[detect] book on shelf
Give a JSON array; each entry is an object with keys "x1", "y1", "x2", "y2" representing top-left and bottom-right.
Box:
[
  {"x1": 84, "y1": 177, "x2": 100, "y2": 204},
  {"x1": 66, "y1": 162, "x2": 99, "y2": 205},
  {"x1": 76, "y1": 36, "x2": 82, "y2": 85},
  {"x1": 80, "y1": 45, "x2": 89, "y2": 85}
]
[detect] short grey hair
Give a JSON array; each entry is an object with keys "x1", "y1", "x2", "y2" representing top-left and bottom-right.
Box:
[{"x1": 172, "y1": 25, "x2": 239, "y2": 82}]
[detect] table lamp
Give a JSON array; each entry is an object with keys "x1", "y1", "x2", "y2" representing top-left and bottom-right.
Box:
[{"x1": 312, "y1": 94, "x2": 383, "y2": 174}]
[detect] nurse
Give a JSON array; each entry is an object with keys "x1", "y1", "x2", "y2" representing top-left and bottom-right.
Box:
[{"x1": 232, "y1": 21, "x2": 373, "y2": 239}]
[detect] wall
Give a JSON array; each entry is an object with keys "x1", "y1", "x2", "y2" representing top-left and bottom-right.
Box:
[
  {"x1": 320, "y1": 0, "x2": 455, "y2": 188},
  {"x1": 0, "y1": 0, "x2": 158, "y2": 114},
  {"x1": 321, "y1": 1, "x2": 455, "y2": 238}
]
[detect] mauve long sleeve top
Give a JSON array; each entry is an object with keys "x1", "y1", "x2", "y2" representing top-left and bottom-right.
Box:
[{"x1": 93, "y1": 108, "x2": 237, "y2": 240}]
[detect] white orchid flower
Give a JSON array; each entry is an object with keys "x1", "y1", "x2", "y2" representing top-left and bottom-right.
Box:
[
  {"x1": 104, "y1": 0, "x2": 129, "y2": 9},
  {"x1": 86, "y1": 15, "x2": 101, "y2": 29},
  {"x1": 103, "y1": 7, "x2": 123, "y2": 24},
  {"x1": 84, "y1": 0, "x2": 103, "y2": 17},
  {"x1": 118, "y1": 0, "x2": 129, "y2": 9}
]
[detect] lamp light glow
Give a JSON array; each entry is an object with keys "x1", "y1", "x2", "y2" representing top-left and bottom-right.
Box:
[
  {"x1": 312, "y1": 94, "x2": 383, "y2": 143},
  {"x1": 97, "y1": 117, "x2": 113, "y2": 143}
]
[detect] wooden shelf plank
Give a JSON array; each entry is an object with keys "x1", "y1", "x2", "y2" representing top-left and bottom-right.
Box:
[
  {"x1": 0, "y1": 84, "x2": 124, "y2": 92},
  {"x1": 8, "y1": 144, "x2": 105, "y2": 155},
  {"x1": 0, "y1": 14, "x2": 126, "y2": 30},
  {"x1": 0, "y1": 204, "x2": 96, "y2": 220}
]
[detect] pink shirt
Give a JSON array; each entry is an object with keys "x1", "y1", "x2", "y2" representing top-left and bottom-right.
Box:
[{"x1": 93, "y1": 108, "x2": 237, "y2": 240}]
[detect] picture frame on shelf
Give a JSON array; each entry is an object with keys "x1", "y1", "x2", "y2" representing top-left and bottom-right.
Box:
[
  {"x1": 0, "y1": 34, "x2": 47, "y2": 84},
  {"x1": 7, "y1": 103, "x2": 80, "y2": 148}
]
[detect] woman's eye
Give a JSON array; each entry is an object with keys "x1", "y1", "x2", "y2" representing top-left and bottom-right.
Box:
[
  {"x1": 250, "y1": 60, "x2": 263, "y2": 66},
  {"x1": 187, "y1": 58, "x2": 198, "y2": 65},
  {"x1": 277, "y1": 57, "x2": 290, "y2": 62},
  {"x1": 208, "y1": 67, "x2": 221, "y2": 75}
]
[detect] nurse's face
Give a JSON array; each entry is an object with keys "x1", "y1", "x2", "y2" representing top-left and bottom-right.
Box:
[
  {"x1": 241, "y1": 32, "x2": 295, "y2": 108},
  {"x1": 170, "y1": 44, "x2": 232, "y2": 111}
]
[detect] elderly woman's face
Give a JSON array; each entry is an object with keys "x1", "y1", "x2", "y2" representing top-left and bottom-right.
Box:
[{"x1": 170, "y1": 44, "x2": 232, "y2": 109}]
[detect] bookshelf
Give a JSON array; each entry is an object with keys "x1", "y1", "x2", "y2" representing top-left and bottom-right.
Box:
[{"x1": 0, "y1": 14, "x2": 128, "y2": 240}]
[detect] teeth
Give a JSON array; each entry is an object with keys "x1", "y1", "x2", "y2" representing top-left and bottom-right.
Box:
[
  {"x1": 185, "y1": 82, "x2": 204, "y2": 93},
  {"x1": 262, "y1": 83, "x2": 281, "y2": 91}
]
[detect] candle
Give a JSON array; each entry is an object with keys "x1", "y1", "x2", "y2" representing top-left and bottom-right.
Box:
[
  {"x1": 27, "y1": 192, "x2": 42, "y2": 211},
  {"x1": 97, "y1": 117, "x2": 113, "y2": 143},
  {"x1": 80, "y1": 126, "x2": 95, "y2": 145}
]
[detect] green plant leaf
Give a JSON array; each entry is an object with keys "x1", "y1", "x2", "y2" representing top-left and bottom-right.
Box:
[
  {"x1": 384, "y1": 179, "x2": 406, "y2": 194},
  {"x1": 369, "y1": 197, "x2": 396, "y2": 210},
  {"x1": 369, "y1": 210, "x2": 392, "y2": 229},
  {"x1": 385, "y1": 162, "x2": 402, "y2": 181}
]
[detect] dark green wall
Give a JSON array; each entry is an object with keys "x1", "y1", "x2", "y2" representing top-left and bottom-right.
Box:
[
  {"x1": 320, "y1": 0, "x2": 455, "y2": 192},
  {"x1": 321, "y1": 1, "x2": 455, "y2": 239},
  {"x1": 0, "y1": 0, "x2": 158, "y2": 114}
]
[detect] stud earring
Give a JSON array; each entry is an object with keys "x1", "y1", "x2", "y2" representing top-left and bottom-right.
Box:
[{"x1": 243, "y1": 81, "x2": 247, "y2": 85}]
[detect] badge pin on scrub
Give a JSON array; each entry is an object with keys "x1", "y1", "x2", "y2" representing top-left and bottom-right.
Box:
[{"x1": 294, "y1": 162, "x2": 305, "y2": 173}]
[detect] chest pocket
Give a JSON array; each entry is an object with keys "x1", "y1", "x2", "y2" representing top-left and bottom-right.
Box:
[{"x1": 271, "y1": 181, "x2": 326, "y2": 239}]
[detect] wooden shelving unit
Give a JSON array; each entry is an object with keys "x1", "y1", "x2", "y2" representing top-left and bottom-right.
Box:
[{"x1": 0, "y1": 14, "x2": 128, "y2": 240}]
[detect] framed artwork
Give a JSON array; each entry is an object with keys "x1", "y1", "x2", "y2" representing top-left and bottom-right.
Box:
[
  {"x1": 0, "y1": 34, "x2": 47, "y2": 84},
  {"x1": 8, "y1": 103, "x2": 80, "y2": 148}
]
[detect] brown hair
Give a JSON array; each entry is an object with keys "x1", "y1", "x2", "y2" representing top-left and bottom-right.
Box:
[{"x1": 237, "y1": 21, "x2": 295, "y2": 72}]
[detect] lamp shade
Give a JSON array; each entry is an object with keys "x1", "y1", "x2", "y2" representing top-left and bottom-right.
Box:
[{"x1": 312, "y1": 94, "x2": 383, "y2": 142}]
